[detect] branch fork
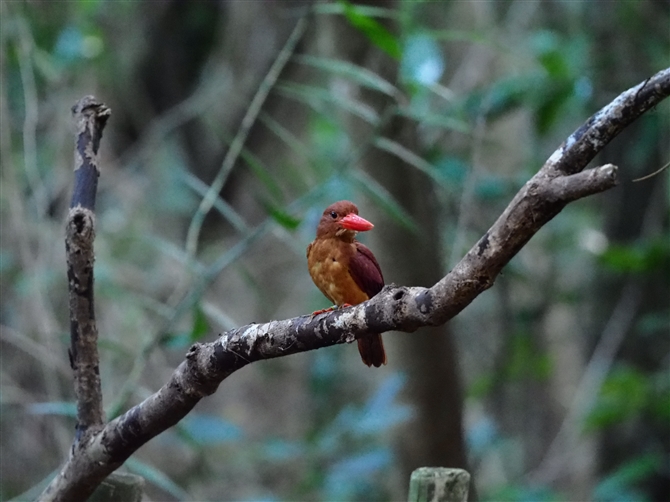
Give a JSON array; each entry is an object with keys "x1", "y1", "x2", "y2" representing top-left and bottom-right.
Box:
[{"x1": 41, "y1": 67, "x2": 670, "y2": 501}]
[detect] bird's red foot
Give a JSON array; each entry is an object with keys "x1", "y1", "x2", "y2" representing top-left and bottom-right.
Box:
[
  {"x1": 311, "y1": 306, "x2": 335, "y2": 317},
  {"x1": 310, "y1": 303, "x2": 352, "y2": 318}
]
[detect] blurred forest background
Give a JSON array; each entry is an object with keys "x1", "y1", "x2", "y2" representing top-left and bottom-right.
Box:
[{"x1": 1, "y1": 1, "x2": 669, "y2": 501}]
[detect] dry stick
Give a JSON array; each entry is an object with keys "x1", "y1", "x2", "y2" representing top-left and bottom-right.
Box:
[
  {"x1": 66, "y1": 96, "x2": 110, "y2": 435},
  {"x1": 40, "y1": 68, "x2": 670, "y2": 502},
  {"x1": 632, "y1": 159, "x2": 670, "y2": 182}
]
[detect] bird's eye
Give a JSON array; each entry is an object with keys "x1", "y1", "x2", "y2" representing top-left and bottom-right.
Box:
[{"x1": 330, "y1": 211, "x2": 337, "y2": 219}]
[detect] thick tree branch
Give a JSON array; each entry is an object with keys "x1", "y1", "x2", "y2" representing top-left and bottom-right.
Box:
[{"x1": 41, "y1": 67, "x2": 670, "y2": 501}]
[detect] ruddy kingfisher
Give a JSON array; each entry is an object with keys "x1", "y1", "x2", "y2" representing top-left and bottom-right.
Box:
[{"x1": 307, "y1": 200, "x2": 386, "y2": 367}]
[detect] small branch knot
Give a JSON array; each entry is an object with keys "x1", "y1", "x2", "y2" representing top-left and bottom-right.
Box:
[
  {"x1": 67, "y1": 207, "x2": 96, "y2": 252},
  {"x1": 72, "y1": 95, "x2": 111, "y2": 124},
  {"x1": 186, "y1": 344, "x2": 201, "y2": 360}
]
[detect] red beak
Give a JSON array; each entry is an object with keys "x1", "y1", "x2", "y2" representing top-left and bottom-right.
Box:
[{"x1": 340, "y1": 213, "x2": 374, "y2": 232}]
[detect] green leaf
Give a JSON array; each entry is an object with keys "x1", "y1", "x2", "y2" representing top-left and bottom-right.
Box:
[
  {"x1": 292, "y1": 55, "x2": 399, "y2": 97},
  {"x1": 532, "y1": 30, "x2": 570, "y2": 78},
  {"x1": 189, "y1": 304, "x2": 210, "y2": 342},
  {"x1": 276, "y1": 81, "x2": 380, "y2": 124},
  {"x1": 125, "y1": 457, "x2": 191, "y2": 501},
  {"x1": 651, "y1": 389, "x2": 670, "y2": 422},
  {"x1": 266, "y1": 204, "x2": 302, "y2": 230},
  {"x1": 239, "y1": 147, "x2": 284, "y2": 203},
  {"x1": 313, "y1": 2, "x2": 396, "y2": 19},
  {"x1": 433, "y1": 156, "x2": 469, "y2": 188},
  {"x1": 341, "y1": 1, "x2": 401, "y2": 59},
  {"x1": 162, "y1": 332, "x2": 192, "y2": 349},
  {"x1": 396, "y1": 106, "x2": 470, "y2": 133},
  {"x1": 148, "y1": 236, "x2": 204, "y2": 274},
  {"x1": 468, "y1": 374, "x2": 495, "y2": 399},
  {"x1": 163, "y1": 305, "x2": 210, "y2": 348},
  {"x1": 181, "y1": 170, "x2": 249, "y2": 233},
  {"x1": 599, "y1": 237, "x2": 670, "y2": 274},
  {"x1": 373, "y1": 137, "x2": 444, "y2": 186},
  {"x1": 504, "y1": 332, "x2": 552, "y2": 381},
  {"x1": 259, "y1": 112, "x2": 312, "y2": 165},
  {"x1": 593, "y1": 453, "x2": 662, "y2": 502},
  {"x1": 310, "y1": 115, "x2": 351, "y2": 163},
  {"x1": 463, "y1": 75, "x2": 536, "y2": 120},
  {"x1": 348, "y1": 170, "x2": 418, "y2": 234},
  {"x1": 535, "y1": 81, "x2": 574, "y2": 135},
  {"x1": 585, "y1": 365, "x2": 650, "y2": 430},
  {"x1": 489, "y1": 485, "x2": 561, "y2": 502}
]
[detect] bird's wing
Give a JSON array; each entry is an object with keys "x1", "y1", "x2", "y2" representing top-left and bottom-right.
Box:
[{"x1": 349, "y1": 242, "x2": 384, "y2": 298}]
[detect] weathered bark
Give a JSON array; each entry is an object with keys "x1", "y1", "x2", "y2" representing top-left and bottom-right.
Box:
[
  {"x1": 40, "y1": 67, "x2": 670, "y2": 501},
  {"x1": 408, "y1": 467, "x2": 471, "y2": 502},
  {"x1": 67, "y1": 97, "x2": 110, "y2": 434}
]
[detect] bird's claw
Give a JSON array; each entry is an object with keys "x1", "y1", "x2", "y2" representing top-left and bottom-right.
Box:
[
  {"x1": 310, "y1": 306, "x2": 335, "y2": 317},
  {"x1": 309, "y1": 303, "x2": 352, "y2": 319}
]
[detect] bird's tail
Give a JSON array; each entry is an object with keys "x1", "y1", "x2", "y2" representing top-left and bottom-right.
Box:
[{"x1": 357, "y1": 334, "x2": 387, "y2": 367}]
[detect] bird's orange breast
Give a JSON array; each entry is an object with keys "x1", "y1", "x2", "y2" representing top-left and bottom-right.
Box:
[{"x1": 307, "y1": 238, "x2": 369, "y2": 306}]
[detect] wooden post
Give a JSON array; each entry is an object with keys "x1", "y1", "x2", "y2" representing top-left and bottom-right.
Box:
[{"x1": 408, "y1": 467, "x2": 470, "y2": 502}]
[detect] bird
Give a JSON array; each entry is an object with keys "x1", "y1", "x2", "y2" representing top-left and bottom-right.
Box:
[{"x1": 306, "y1": 200, "x2": 387, "y2": 367}]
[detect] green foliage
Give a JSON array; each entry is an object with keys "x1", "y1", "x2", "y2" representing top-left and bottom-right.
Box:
[
  {"x1": 593, "y1": 452, "x2": 663, "y2": 502},
  {"x1": 485, "y1": 485, "x2": 561, "y2": 502},
  {"x1": 585, "y1": 364, "x2": 669, "y2": 431},
  {"x1": 164, "y1": 305, "x2": 211, "y2": 349},
  {"x1": 433, "y1": 156, "x2": 468, "y2": 189},
  {"x1": 505, "y1": 332, "x2": 552, "y2": 382},
  {"x1": 2, "y1": 1, "x2": 667, "y2": 500},
  {"x1": 341, "y1": 1, "x2": 401, "y2": 59},
  {"x1": 349, "y1": 170, "x2": 418, "y2": 233},
  {"x1": 468, "y1": 374, "x2": 495, "y2": 400},
  {"x1": 293, "y1": 55, "x2": 399, "y2": 98},
  {"x1": 599, "y1": 237, "x2": 670, "y2": 274},
  {"x1": 125, "y1": 457, "x2": 191, "y2": 501},
  {"x1": 266, "y1": 204, "x2": 302, "y2": 231},
  {"x1": 461, "y1": 29, "x2": 592, "y2": 134}
]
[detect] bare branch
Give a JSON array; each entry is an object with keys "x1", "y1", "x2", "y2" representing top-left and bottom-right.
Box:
[
  {"x1": 67, "y1": 96, "x2": 110, "y2": 433},
  {"x1": 632, "y1": 160, "x2": 670, "y2": 182},
  {"x1": 541, "y1": 164, "x2": 618, "y2": 203},
  {"x1": 41, "y1": 67, "x2": 670, "y2": 501},
  {"x1": 545, "y1": 69, "x2": 670, "y2": 176}
]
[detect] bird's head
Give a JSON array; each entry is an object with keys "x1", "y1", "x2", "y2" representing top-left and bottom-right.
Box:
[{"x1": 315, "y1": 200, "x2": 374, "y2": 241}]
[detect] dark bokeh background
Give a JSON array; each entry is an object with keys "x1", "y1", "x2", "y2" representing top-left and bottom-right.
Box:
[{"x1": 1, "y1": 1, "x2": 668, "y2": 501}]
